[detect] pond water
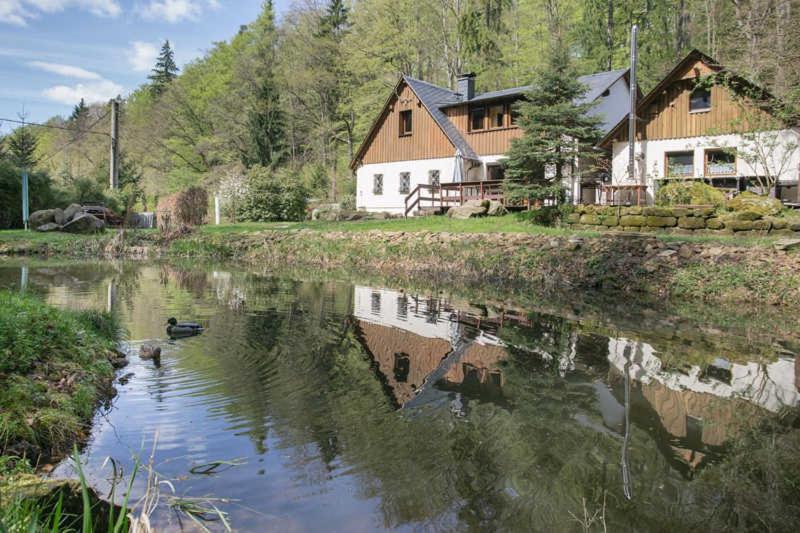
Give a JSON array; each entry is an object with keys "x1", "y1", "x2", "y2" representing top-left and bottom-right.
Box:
[{"x1": 1, "y1": 261, "x2": 798, "y2": 531}]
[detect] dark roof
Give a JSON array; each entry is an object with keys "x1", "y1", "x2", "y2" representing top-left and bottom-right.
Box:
[{"x1": 403, "y1": 76, "x2": 478, "y2": 159}]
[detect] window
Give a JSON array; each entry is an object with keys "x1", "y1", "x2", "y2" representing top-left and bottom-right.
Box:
[
  {"x1": 666, "y1": 152, "x2": 694, "y2": 178},
  {"x1": 509, "y1": 104, "x2": 519, "y2": 126},
  {"x1": 393, "y1": 353, "x2": 410, "y2": 383},
  {"x1": 373, "y1": 174, "x2": 383, "y2": 195},
  {"x1": 690, "y1": 88, "x2": 711, "y2": 112},
  {"x1": 371, "y1": 292, "x2": 381, "y2": 314},
  {"x1": 487, "y1": 164, "x2": 505, "y2": 180},
  {"x1": 399, "y1": 109, "x2": 412, "y2": 135},
  {"x1": 489, "y1": 104, "x2": 505, "y2": 128},
  {"x1": 428, "y1": 170, "x2": 440, "y2": 187},
  {"x1": 705, "y1": 149, "x2": 736, "y2": 176},
  {"x1": 470, "y1": 106, "x2": 486, "y2": 131},
  {"x1": 399, "y1": 172, "x2": 410, "y2": 194}
]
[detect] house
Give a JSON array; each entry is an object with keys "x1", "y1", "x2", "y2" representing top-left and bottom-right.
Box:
[
  {"x1": 599, "y1": 49, "x2": 800, "y2": 205},
  {"x1": 350, "y1": 69, "x2": 633, "y2": 215}
]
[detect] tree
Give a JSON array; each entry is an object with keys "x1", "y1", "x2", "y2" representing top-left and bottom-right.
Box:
[
  {"x1": 149, "y1": 40, "x2": 179, "y2": 96},
  {"x1": 7, "y1": 126, "x2": 38, "y2": 169},
  {"x1": 503, "y1": 11, "x2": 602, "y2": 203},
  {"x1": 70, "y1": 98, "x2": 89, "y2": 122}
]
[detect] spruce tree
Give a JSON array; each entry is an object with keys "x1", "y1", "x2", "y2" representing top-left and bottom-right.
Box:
[
  {"x1": 7, "y1": 127, "x2": 38, "y2": 169},
  {"x1": 504, "y1": 41, "x2": 603, "y2": 203},
  {"x1": 148, "y1": 40, "x2": 179, "y2": 96},
  {"x1": 70, "y1": 98, "x2": 89, "y2": 122}
]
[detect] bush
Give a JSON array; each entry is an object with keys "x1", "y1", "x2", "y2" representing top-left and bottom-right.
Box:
[
  {"x1": 0, "y1": 161, "x2": 61, "y2": 229},
  {"x1": 235, "y1": 166, "x2": 308, "y2": 222},
  {"x1": 655, "y1": 181, "x2": 726, "y2": 207},
  {"x1": 157, "y1": 186, "x2": 208, "y2": 231},
  {"x1": 727, "y1": 191, "x2": 783, "y2": 216},
  {"x1": 516, "y1": 204, "x2": 573, "y2": 227}
]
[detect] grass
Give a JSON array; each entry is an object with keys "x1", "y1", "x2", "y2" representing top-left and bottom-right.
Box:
[{"x1": 0, "y1": 292, "x2": 121, "y2": 464}]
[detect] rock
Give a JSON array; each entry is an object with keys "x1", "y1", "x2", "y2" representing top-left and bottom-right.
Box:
[
  {"x1": 599, "y1": 215, "x2": 619, "y2": 226},
  {"x1": 727, "y1": 191, "x2": 783, "y2": 216},
  {"x1": 35, "y1": 222, "x2": 62, "y2": 232},
  {"x1": 726, "y1": 219, "x2": 755, "y2": 231},
  {"x1": 486, "y1": 200, "x2": 508, "y2": 216},
  {"x1": 752, "y1": 219, "x2": 771, "y2": 231},
  {"x1": 566, "y1": 237, "x2": 583, "y2": 250},
  {"x1": 693, "y1": 207, "x2": 715, "y2": 217},
  {"x1": 790, "y1": 222, "x2": 800, "y2": 232},
  {"x1": 623, "y1": 206, "x2": 643, "y2": 215},
  {"x1": 53, "y1": 208, "x2": 65, "y2": 225},
  {"x1": 140, "y1": 343, "x2": 162, "y2": 360},
  {"x1": 774, "y1": 238, "x2": 800, "y2": 251},
  {"x1": 658, "y1": 249, "x2": 677, "y2": 257},
  {"x1": 28, "y1": 209, "x2": 56, "y2": 228},
  {"x1": 733, "y1": 210, "x2": 762, "y2": 221},
  {"x1": 678, "y1": 245, "x2": 694, "y2": 258},
  {"x1": 63, "y1": 203, "x2": 82, "y2": 222},
  {"x1": 565, "y1": 212, "x2": 581, "y2": 224},
  {"x1": 643, "y1": 207, "x2": 674, "y2": 217},
  {"x1": 448, "y1": 204, "x2": 487, "y2": 219},
  {"x1": 62, "y1": 213, "x2": 105, "y2": 234},
  {"x1": 765, "y1": 217, "x2": 788, "y2": 230},
  {"x1": 646, "y1": 216, "x2": 677, "y2": 227},
  {"x1": 619, "y1": 215, "x2": 646, "y2": 226},
  {"x1": 463, "y1": 199, "x2": 489, "y2": 209},
  {"x1": 579, "y1": 214, "x2": 601, "y2": 225},
  {"x1": 678, "y1": 216, "x2": 706, "y2": 230},
  {"x1": 670, "y1": 207, "x2": 690, "y2": 217},
  {"x1": 706, "y1": 218, "x2": 725, "y2": 230}
]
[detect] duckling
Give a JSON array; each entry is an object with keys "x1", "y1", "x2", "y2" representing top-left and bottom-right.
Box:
[
  {"x1": 140, "y1": 343, "x2": 162, "y2": 360},
  {"x1": 166, "y1": 317, "x2": 204, "y2": 338}
]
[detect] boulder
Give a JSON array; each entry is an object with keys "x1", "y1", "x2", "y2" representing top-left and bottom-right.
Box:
[
  {"x1": 693, "y1": 207, "x2": 715, "y2": 217},
  {"x1": 727, "y1": 192, "x2": 783, "y2": 216},
  {"x1": 706, "y1": 218, "x2": 725, "y2": 230},
  {"x1": 678, "y1": 216, "x2": 706, "y2": 230},
  {"x1": 486, "y1": 200, "x2": 508, "y2": 216},
  {"x1": 619, "y1": 215, "x2": 646, "y2": 227},
  {"x1": 565, "y1": 212, "x2": 581, "y2": 224},
  {"x1": 28, "y1": 209, "x2": 56, "y2": 228},
  {"x1": 53, "y1": 208, "x2": 65, "y2": 225},
  {"x1": 774, "y1": 238, "x2": 800, "y2": 251},
  {"x1": 733, "y1": 210, "x2": 762, "y2": 221},
  {"x1": 448, "y1": 204, "x2": 487, "y2": 219},
  {"x1": 63, "y1": 203, "x2": 82, "y2": 222},
  {"x1": 726, "y1": 219, "x2": 755, "y2": 231},
  {"x1": 579, "y1": 214, "x2": 601, "y2": 225},
  {"x1": 643, "y1": 207, "x2": 675, "y2": 217},
  {"x1": 35, "y1": 222, "x2": 62, "y2": 232},
  {"x1": 62, "y1": 213, "x2": 105, "y2": 234},
  {"x1": 646, "y1": 216, "x2": 677, "y2": 227},
  {"x1": 766, "y1": 217, "x2": 788, "y2": 230},
  {"x1": 599, "y1": 215, "x2": 619, "y2": 226}
]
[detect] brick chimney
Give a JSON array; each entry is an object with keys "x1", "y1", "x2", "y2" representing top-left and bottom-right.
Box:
[{"x1": 457, "y1": 73, "x2": 476, "y2": 100}]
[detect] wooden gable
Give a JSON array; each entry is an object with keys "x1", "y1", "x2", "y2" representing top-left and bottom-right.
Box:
[
  {"x1": 356, "y1": 81, "x2": 456, "y2": 166},
  {"x1": 601, "y1": 51, "x2": 777, "y2": 146},
  {"x1": 445, "y1": 103, "x2": 523, "y2": 156}
]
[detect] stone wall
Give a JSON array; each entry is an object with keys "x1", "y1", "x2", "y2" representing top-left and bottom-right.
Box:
[{"x1": 566, "y1": 205, "x2": 800, "y2": 235}]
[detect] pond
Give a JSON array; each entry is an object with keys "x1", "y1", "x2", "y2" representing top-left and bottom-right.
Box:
[{"x1": 1, "y1": 261, "x2": 798, "y2": 531}]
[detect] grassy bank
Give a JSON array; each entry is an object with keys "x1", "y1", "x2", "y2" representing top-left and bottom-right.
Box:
[{"x1": 2, "y1": 216, "x2": 799, "y2": 309}]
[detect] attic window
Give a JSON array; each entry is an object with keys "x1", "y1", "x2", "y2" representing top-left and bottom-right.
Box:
[
  {"x1": 399, "y1": 110, "x2": 413, "y2": 136},
  {"x1": 489, "y1": 104, "x2": 505, "y2": 128},
  {"x1": 690, "y1": 88, "x2": 712, "y2": 112},
  {"x1": 470, "y1": 107, "x2": 486, "y2": 131}
]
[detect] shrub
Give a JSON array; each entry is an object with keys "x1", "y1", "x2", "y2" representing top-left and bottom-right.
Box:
[
  {"x1": 157, "y1": 186, "x2": 208, "y2": 231},
  {"x1": 516, "y1": 204, "x2": 573, "y2": 227},
  {"x1": 235, "y1": 166, "x2": 308, "y2": 222},
  {"x1": 655, "y1": 181, "x2": 726, "y2": 207},
  {"x1": 727, "y1": 191, "x2": 783, "y2": 216},
  {"x1": 0, "y1": 161, "x2": 61, "y2": 229}
]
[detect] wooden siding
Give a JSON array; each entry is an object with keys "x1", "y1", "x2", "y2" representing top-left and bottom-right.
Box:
[
  {"x1": 445, "y1": 104, "x2": 522, "y2": 155},
  {"x1": 616, "y1": 59, "x2": 771, "y2": 142},
  {"x1": 361, "y1": 83, "x2": 455, "y2": 164}
]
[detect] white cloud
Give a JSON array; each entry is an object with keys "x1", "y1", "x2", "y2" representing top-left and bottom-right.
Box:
[
  {"x1": 29, "y1": 61, "x2": 102, "y2": 80},
  {"x1": 0, "y1": 0, "x2": 121, "y2": 26},
  {"x1": 42, "y1": 79, "x2": 123, "y2": 105},
  {"x1": 127, "y1": 41, "x2": 158, "y2": 72},
  {"x1": 140, "y1": 0, "x2": 217, "y2": 23}
]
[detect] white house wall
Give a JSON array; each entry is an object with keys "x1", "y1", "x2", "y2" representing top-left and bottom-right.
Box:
[
  {"x1": 353, "y1": 286, "x2": 455, "y2": 342},
  {"x1": 611, "y1": 129, "x2": 800, "y2": 201}
]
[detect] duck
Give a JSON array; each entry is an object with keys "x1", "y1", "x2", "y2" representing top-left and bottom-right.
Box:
[
  {"x1": 140, "y1": 343, "x2": 162, "y2": 361},
  {"x1": 166, "y1": 317, "x2": 204, "y2": 338}
]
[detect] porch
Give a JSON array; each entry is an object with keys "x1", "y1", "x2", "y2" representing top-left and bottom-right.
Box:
[{"x1": 404, "y1": 180, "x2": 507, "y2": 217}]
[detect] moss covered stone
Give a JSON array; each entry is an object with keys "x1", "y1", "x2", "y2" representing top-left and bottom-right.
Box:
[
  {"x1": 788, "y1": 221, "x2": 800, "y2": 232},
  {"x1": 733, "y1": 210, "x2": 763, "y2": 221},
  {"x1": 706, "y1": 218, "x2": 725, "y2": 229},
  {"x1": 727, "y1": 219, "x2": 755, "y2": 231},
  {"x1": 766, "y1": 217, "x2": 788, "y2": 230},
  {"x1": 728, "y1": 191, "x2": 783, "y2": 216},
  {"x1": 671, "y1": 207, "x2": 690, "y2": 218},
  {"x1": 693, "y1": 207, "x2": 715, "y2": 217},
  {"x1": 678, "y1": 216, "x2": 706, "y2": 229},
  {"x1": 619, "y1": 215, "x2": 646, "y2": 226},
  {"x1": 752, "y1": 219, "x2": 771, "y2": 231},
  {"x1": 566, "y1": 213, "x2": 581, "y2": 224},
  {"x1": 646, "y1": 216, "x2": 677, "y2": 227},
  {"x1": 599, "y1": 215, "x2": 619, "y2": 226},
  {"x1": 623, "y1": 206, "x2": 642, "y2": 215},
  {"x1": 579, "y1": 214, "x2": 601, "y2": 225},
  {"x1": 643, "y1": 207, "x2": 674, "y2": 217}
]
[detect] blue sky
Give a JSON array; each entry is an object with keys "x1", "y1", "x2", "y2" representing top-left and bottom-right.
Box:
[{"x1": 0, "y1": 1, "x2": 290, "y2": 134}]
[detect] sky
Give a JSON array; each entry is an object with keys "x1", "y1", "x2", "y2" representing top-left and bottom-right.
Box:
[{"x1": 0, "y1": 1, "x2": 290, "y2": 135}]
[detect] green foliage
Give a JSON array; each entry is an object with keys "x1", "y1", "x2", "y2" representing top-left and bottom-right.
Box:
[
  {"x1": 236, "y1": 166, "x2": 308, "y2": 222},
  {"x1": 0, "y1": 160, "x2": 60, "y2": 229},
  {"x1": 727, "y1": 191, "x2": 784, "y2": 216},
  {"x1": 6, "y1": 126, "x2": 39, "y2": 169},
  {"x1": 655, "y1": 181, "x2": 727, "y2": 207}
]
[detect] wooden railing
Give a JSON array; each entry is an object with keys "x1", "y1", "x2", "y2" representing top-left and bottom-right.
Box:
[{"x1": 404, "y1": 180, "x2": 506, "y2": 217}]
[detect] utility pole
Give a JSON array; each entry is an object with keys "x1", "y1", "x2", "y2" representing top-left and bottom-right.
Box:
[
  {"x1": 109, "y1": 98, "x2": 119, "y2": 189},
  {"x1": 628, "y1": 25, "x2": 639, "y2": 203}
]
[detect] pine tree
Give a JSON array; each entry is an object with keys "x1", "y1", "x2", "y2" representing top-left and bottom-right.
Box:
[
  {"x1": 7, "y1": 127, "x2": 38, "y2": 169},
  {"x1": 70, "y1": 98, "x2": 89, "y2": 122},
  {"x1": 504, "y1": 37, "x2": 602, "y2": 202},
  {"x1": 148, "y1": 40, "x2": 179, "y2": 96}
]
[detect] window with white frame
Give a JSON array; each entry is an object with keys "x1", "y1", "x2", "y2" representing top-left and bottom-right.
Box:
[
  {"x1": 373, "y1": 174, "x2": 383, "y2": 195},
  {"x1": 666, "y1": 151, "x2": 694, "y2": 178},
  {"x1": 428, "y1": 170, "x2": 440, "y2": 187},
  {"x1": 399, "y1": 172, "x2": 411, "y2": 194}
]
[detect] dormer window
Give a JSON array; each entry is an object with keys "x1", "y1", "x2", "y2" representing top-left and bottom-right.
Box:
[
  {"x1": 489, "y1": 104, "x2": 505, "y2": 128},
  {"x1": 399, "y1": 110, "x2": 412, "y2": 136},
  {"x1": 470, "y1": 106, "x2": 486, "y2": 131},
  {"x1": 690, "y1": 88, "x2": 711, "y2": 112}
]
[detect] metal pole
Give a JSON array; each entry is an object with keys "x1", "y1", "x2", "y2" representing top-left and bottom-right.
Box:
[
  {"x1": 21, "y1": 170, "x2": 29, "y2": 230},
  {"x1": 214, "y1": 194, "x2": 221, "y2": 225},
  {"x1": 109, "y1": 98, "x2": 119, "y2": 189},
  {"x1": 628, "y1": 25, "x2": 639, "y2": 203}
]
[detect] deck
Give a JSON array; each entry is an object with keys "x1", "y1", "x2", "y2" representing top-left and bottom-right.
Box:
[{"x1": 403, "y1": 180, "x2": 507, "y2": 217}]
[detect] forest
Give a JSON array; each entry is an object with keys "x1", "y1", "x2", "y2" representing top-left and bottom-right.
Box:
[{"x1": 1, "y1": 0, "x2": 798, "y2": 225}]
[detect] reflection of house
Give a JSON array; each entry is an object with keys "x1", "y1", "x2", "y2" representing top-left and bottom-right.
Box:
[{"x1": 353, "y1": 286, "x2": 508, "y2": 406}]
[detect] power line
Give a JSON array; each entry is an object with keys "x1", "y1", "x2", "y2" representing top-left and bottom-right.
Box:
[{"x1": 0, "y1": 116, "x2": 110, "y2": 137}]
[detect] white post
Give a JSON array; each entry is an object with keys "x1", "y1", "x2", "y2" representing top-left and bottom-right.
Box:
[
  {"x1": 628, "y1": 25, "x2": 639, "y2": 203},
  {"x1": 214, "y1": 194, "x2": 221, "y2": 225}
]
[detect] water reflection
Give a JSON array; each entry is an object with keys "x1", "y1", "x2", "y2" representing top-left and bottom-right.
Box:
[{"x1": 0, "y1": 261, "x2": 797, "y2": 530}]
